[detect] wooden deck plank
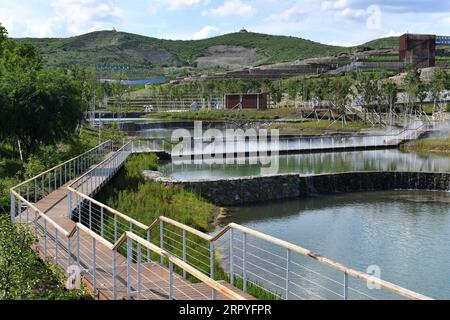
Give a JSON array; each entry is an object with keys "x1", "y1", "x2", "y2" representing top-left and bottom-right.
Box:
[{"x1": 20, "y1": 153, "x2": 251, "y2": 301}]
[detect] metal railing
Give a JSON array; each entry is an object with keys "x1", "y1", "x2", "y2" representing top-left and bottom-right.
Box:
[
  {"x1": 10, "y1": 139, "x2": 434, "y2": 300},
  {"x1": 211, "y1": 224, "x2": 432, "y2": 300},
  {"x1": 126, "y1": 122, "x2": 431, "y2": 159},
  {"x1": 10, "y1": 140, "x2": 112, "y2": 222},
  {"x1": 9, "y1": 189, "x2": 244, "y2": 300}
]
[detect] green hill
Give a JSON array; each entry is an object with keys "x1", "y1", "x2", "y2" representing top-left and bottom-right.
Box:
[
  {"x1": 16, "y1": 31, "x2": 347, "y2": 68},
  {"x1": 362, "y1": 37, "x2": 399, "y2": 49},
  {"x1": 16, "y1": 30, "x2": 400, "y2": 77}
]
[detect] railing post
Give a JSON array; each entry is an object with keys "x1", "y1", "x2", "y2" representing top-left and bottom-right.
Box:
[
  {"x1": 182, "y1": 230, "x2": 187, "y2": 279},
  {"x1": 344, "y1": 272, "x2": 349, "y2": 300},
  {"x1": 55, "y1": 229, "x2": 58, "y2": 264},
  {"x1": 67, "y1": 237, "x2": 71, "y2": 268},
  {"x1": 160, "y1": 220, "x2": 164, "y2": 264},
  {"x1": 286, "y1": 249, "x2": 291, "y2": 300},
  {"x1": 92, "y1": 238, "x2": 97, "y2": 294},
  {"x1": 76, "y1": 228, "x2": 80, "y2": 267},
  {"x1": 10, "y1": 192, "x2": 15, "y2": 224},
  {"x1": 34, "y1": 211, "x2": 39, "y2": 252},
  {"x1": 169, "y1": 261, "x2": 174, "y2": 300},
  {"x1": 18, "y1": 198, "x2": 22, "y2": 223},
  {"x1": 89, "y1": 201, "x2": 92, "y2": 229},
  {"x1": 127, "y1": 236, "x2": 132, "y2": 300},
  {"x1": 41, "y1": 175, "x2": 44, "y2": 198},
  {"x1": 100, "y1": 207, "x2": 104, "y2": 238},
  {"x1": 137, "y1": 242, "x2": 141, "y2": 300},
  {"x1": 44, "y1": 219, "x2": 48, "y2": 257},
  {"x1": 112, "y1": 250, "x2": 117, "y2": 300},
  {"x1": 67, "y1": 191, "x2": 72, "y2": 219},
  {"x1": 114, "y1": 215, "x2": 118, "y2": 242},
  {"x1": 230, "y1": 228, "x2": 234, "y2": 286},
  {"x1": 210, "y1": 242, "x2": 216, "y2": 300},
  {"x1": 243, "y1": 232, "x2": 247, "y2": 293},
  {"x1": 147, "y1": 229, "x2": 151, "y2": 262},
  {"x1": 34, "y1": 178, "x2": 37, "y2": 203}
]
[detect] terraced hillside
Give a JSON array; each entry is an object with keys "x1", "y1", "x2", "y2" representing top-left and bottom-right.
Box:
[{"x1": 16, "y1": 30, "x2": 400, "y2": 77}]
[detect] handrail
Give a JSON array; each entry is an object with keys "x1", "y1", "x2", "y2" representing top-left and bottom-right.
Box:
[
  {"x1": 126, "y1": 232, "x2": 245, "y2": 300},
  {"x1": 12, "y1": 140, "x2": 112, "y2": 191},
  {"x1": 68, "y1": 188, "x2": 149, "y2": 231},
  {"x1": 158, "y1": 216, "x2": 213, "y2": 241},
  {"x1": 221, "y1": 223, "x2": 432, "y2": 300},
  {"x1": 10, "y1": 189, "x2": 245, "y2": 300},
  {"x1": 68, "y1": 141, "x2": 131, "y2": 189},
  {"x1": 13, "y1": 138, "x2": 434, "y2": 300},
  {"x1": 10, "y1": 189, "x2": 71, "y2": 237}
]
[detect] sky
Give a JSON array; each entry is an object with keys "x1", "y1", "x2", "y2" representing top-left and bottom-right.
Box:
[{"x1": 0, "y1": 0, "x2": 449, "y2": 46}]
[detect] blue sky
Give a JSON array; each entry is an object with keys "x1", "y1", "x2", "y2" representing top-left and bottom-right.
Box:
[{"x1": 0, "y1": 0, "x2": 449, "y2": 46}]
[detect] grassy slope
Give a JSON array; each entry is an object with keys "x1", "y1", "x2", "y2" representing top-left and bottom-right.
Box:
[
  {"x1": 362, "y1": 37, "x2": 399, "y2": 49},
  {"x1": 16, "y1": 30, "x2": 399, "y2": 70},
  {"x1": 401, "y1": 137, "x2": 450, "y2": 156},
  {"x1": 95, "y1": 153, "x2": 219, "y2": 232}
]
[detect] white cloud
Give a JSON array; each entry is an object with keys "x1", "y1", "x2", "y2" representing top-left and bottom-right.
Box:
[
  {"x1": 384, "y1": 30, "x2": 403, "y2": 37},
  {"x1": 149, "y1": 0, "x2": 208, "y2": 13},
  {"x1": 193, "y1": 25, "x2": 219, "y2": 39},
  {"x1": 208, "y1": 0, "x2": 254, "y2": 17},
  {"x1": 443, "y1": 16, "x2": 450, "y2": 26},
  {"x1": 0, "y1": 8, "x2": 16, "y2": 34},
  {"x1": 320, "y1": 0, "x2": 351, "y2": 10},
  {"x1": 50, "y1": 0, "x2": 123, "y2": 35},
  {"x1": 266, "y1": 7, "x2": 304, "y2": 22},
  {"x1": 168, "y1": 0, "x2": 202, "y2": 10},
  {"x1": 335, "y1": 8, "x2": 367, "y2": 20}
]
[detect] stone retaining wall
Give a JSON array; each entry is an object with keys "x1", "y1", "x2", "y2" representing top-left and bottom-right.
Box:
[{"x1": 143, "y1": 171, "x2": 450, "y2": 206}]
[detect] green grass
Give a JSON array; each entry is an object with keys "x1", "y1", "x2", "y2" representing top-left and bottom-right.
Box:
[
  {"x1": 146, "y1": 108, "x2": 305, "y2": 121},
  {"x1": 362, "y1": 37, "x2": 399, "y2": 49},
  {"x1": 401, "y1": 137, "x2": 450, "y2": 156},
  {"x1": 16, "y1": 30, "x2": 400, "y2": 77},
  {"x1": 95, "y1": 153, "x2": 218, "y2": 232},
  {"x1": 94, "y1": 153, "x2": 279, "y2": 299},
  {"x1": 264, "y1": 120, "x2": 375, "y2": 135},
  {"x1": 0, "y1": 215, "x2": 91, "y2": 300}
]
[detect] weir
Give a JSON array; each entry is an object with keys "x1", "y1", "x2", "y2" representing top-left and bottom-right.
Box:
[
  {"x1": 149, "y1": 171, "x2": 450, "y2": 206},
  {"x1": 9, "y1": 140, "x2": 435, "y2": 300},
  {"x1": 128, "y1": 121, "x2": 433, "y2": 159}
]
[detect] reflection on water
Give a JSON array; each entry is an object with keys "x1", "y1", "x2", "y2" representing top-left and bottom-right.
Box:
[
  {"x1": 226, "y1": 191, "x2": 450, "y2": 300},
  {"x1": 159, "y1": 149, "x2": 450, "y2": 181}
]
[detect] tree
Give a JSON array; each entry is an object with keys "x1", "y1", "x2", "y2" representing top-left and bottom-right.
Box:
[
  {"x1": 381, "y1": 80, "x2": 398, "y2": 123},
  {"x1": 0, "y1": 68, "x2": 86, "y2": 158},
  {"x1": 326, "y1": 76, "x2": 353, "y2": 126},
  {"x1": 404, "y1": 65, "x2": 425, "y2": 113},
  {"x1": 429, "y1": 69, "x2": 449, "y2": 112}
]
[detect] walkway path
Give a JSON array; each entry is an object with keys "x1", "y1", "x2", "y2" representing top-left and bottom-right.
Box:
[{"x1": 14, "y1": 145, "x2": 251, "y2": 300}]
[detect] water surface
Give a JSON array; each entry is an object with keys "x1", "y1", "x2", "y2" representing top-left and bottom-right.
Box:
[{"x1": 224, "y1": 191, "x2": 450, "y2": 300}]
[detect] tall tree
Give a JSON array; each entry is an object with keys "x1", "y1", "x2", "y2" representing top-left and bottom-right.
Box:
[
  {"x1": 429, "y1": 69, "x2": 449, "y2": 112},
  {"x1": 0, "y1": 25, "x2": 87, "y2": 158},
  {"x1": 404, "y1": 65, "x2": 425, "y2": 113}
]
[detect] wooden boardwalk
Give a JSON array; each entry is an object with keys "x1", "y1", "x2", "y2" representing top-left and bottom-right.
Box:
[{"x1": 22, "y1": 151, "x2": 252, "y2": 300}]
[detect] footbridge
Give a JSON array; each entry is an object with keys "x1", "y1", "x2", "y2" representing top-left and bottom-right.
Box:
[{"x1": 10, "y1": 141, "x2": 433, "y2": 300}]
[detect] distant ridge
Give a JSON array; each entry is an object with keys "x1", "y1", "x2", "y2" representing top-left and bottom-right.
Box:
[{"x1": 16, "y1": 30, "x2": 399, "y2": 71}]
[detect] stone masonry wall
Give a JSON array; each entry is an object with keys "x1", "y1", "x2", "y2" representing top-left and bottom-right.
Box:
[{"x1": 143, "y1": 171, "x2": 450, "y2": 206}]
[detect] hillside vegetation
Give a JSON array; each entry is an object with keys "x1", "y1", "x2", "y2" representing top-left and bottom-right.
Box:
[{"x1": 17, "y1": 30, "x2": 399, "y2": 73}]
